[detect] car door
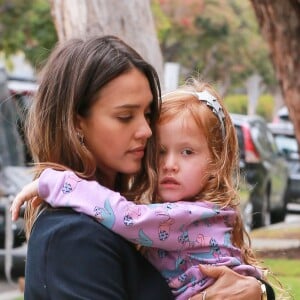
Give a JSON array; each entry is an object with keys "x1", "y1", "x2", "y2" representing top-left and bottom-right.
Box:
[{"x1": 251, "y1": 120, "x2": 288, "y2": 209}]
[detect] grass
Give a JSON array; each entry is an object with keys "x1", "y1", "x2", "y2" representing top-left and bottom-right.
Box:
[
  {"x1": 262, "y1": 258, "x2": 300, "y2": 300},
  {"x1": 250, "y1": 222, "x2": 300, "y2": 299}
]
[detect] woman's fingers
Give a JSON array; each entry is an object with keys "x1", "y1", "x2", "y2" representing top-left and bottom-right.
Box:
[
  {"x1": 199, "y1": 264, "x2": 228, "y2": 278},
  {"x1": 10, "y1": 179, "x2": 40, "y2": 221},
  {"x1": 198, "y1": 265, "x2": 261, "y2": 300},
  {"x1": 189, "y1": 291, "x2": 206, "y2": 300}
]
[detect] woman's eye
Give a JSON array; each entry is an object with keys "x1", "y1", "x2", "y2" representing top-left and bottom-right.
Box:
[
  {"x1": 118, "y1": 115, "x2": 133, "y2": 122},
  {"x1": 145, "y1": 111, "x2": 152, "y2": 123},
  {"x1": 182, "y1": 149, "x2": 193, "y2": 156}
]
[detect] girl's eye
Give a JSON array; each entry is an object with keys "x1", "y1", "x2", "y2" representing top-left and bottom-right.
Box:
[
  {"x1": 182, "y1": 149, "x2": 193, "y2": 156},
  {"x1": 159, "y1": 146, "x2": 166, "y2": 155}
]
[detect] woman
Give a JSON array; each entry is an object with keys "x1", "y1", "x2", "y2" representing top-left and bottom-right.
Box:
[{"x1": 17, "y1": 35, "x2": 266, "y2": 299}]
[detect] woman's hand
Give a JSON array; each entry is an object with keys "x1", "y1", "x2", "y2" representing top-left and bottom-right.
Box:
[
  {"x1": 190, "y1": 265, "x2": 261, "y2": 300},
  {"x1": 10, "y1": 179, "x2": 41, "y2": 221}
]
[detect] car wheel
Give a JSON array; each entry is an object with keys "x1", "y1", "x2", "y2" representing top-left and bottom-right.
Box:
[
  {"x1": 271, "y1": 186, "x2": 288, "y2": 223},
  {"x1": 253, "y1": 192, "x2": 270, "y2": 228},
  {"x1": 261, "y1": 192, "x2": 271, "y2": 227}
]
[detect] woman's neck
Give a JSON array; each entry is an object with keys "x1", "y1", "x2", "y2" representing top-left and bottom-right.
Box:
[{"x1": 95, "y1": 169, "x2": 116, "y2": 189}]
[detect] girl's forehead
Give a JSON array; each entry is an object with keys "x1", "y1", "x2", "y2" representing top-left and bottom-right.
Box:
[
  {"x1": 159, "y1": 113, "x2": 202, "y2": 133},
  {"x1": 158, "y1": 115, "x2": 208, "y2": 151},
  {"x1": 160, "y1": 109, "x2": 199, "y2": 124}
]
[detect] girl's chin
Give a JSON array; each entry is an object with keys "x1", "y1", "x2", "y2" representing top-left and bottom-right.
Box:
[{"x1": 158, "y1": 193, "x2": 182, "y2": 203}]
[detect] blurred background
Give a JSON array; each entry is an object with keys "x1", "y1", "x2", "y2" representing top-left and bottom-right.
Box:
[{"x1": 0, "y1": 0, "x2": 299, "y2": 299}]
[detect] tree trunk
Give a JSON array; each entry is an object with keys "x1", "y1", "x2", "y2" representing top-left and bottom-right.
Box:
[
  {"x1": 270, "y1": 86, "x2": 284, "y2": 120},
  {"x1": 49, "y1": 0, "x2": 164, "y2": 84},
  {"x1": 246, "y1": 73, "x2": 264, "y2": 116},
  {"x1": 250, "y1": 0, "x2": 300, "y2": 146}
]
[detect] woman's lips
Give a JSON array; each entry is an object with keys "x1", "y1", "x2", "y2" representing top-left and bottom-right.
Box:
[{"x1": 128, "y1": 146, "x2": 145, "y2": 158}]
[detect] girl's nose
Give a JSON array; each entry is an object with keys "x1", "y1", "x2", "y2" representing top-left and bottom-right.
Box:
[{"x1": 162, "y1": 154, "x2": 179, "y2": 172}]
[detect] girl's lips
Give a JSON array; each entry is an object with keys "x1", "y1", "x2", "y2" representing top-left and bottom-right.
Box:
[{"x1": 160, "y1": 177, "x2": 180, "y2": 186}]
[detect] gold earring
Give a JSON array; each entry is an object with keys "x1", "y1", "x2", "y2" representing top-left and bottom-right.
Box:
[{"x1": 77, "y1": 132, "x2": 84, "y2": 146}]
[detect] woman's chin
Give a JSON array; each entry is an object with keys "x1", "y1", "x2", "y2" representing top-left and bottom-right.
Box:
[{"x1": 122, "y1": 164, "x2": 142, "y2": 175}]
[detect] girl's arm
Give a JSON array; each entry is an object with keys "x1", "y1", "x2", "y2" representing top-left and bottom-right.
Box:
[
  {"x1": 11, "y1": 174, "x2": 271, "y2": 300},
  {"x1": 38, "y1": 168, "x2": 220, "y2": 251}
]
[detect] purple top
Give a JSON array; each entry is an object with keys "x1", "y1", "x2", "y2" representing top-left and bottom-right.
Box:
[{"x1": 39, "y1": 169, "x2": 262, "y2": 299}]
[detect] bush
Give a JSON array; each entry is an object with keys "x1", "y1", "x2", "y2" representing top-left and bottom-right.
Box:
[
  {"x1": 224, "y1": 93, "x2": 275, "y2": 121},
  {"x1": 256, "y1": 94, "x2": 274, "y2": 122},
  {"x1": 224, "y1": 94, "x2": 248, "y2": 114}
]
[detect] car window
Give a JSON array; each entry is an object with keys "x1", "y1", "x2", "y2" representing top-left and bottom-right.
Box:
[
  {"x1": 251, "y1": 119, "x2": 282, "y2": 159},
  {"x1": 274, "y1": 134, "x2": 298, "y2": 154},
  {"x1": 234, "y1": 125, "x2": 245, "y2": 160},
  {"x1": 266, "y1": 128, "x2": 281, "y2": 154}
]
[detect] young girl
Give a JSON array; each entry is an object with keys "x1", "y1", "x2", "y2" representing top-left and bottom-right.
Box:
[{"x1": 12, "y1": 80, "x2": 273, "y2": 300}]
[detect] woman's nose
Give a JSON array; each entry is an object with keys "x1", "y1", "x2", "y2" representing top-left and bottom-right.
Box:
[{"x1": 135, "y1": 118, "x2": 152, "y2": 139}]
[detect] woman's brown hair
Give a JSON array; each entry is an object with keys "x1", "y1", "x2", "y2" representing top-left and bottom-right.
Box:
[{"x1": 25, "y1": 35, "x2": 161, "y2": 235}]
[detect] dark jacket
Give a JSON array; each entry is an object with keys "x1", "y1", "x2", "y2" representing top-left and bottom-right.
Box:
[{"x1": 25, "y1": 208, "x2": 174, "y2": 300}]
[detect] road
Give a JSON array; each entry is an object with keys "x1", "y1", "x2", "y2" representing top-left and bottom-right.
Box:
[{"x1": 0, "y1": 204, "x2": 300, "y2": 299}]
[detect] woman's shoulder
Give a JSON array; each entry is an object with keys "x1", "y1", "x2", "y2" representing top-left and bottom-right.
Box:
[
  {"x1": 29, "y1": 207, "x2": 136, "y2": 263},
  {"x1": 33, "y1": 207, "x2": 123, "y2": 242}
]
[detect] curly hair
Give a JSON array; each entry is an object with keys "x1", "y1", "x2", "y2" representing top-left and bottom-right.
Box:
[{"x1": 160, "y1": 79, "x2": 260, "y2": 268}]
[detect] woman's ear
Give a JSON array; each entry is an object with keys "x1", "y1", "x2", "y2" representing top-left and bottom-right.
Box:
[
  {"x1": 75, "y1": 114, "x2": 84, "y2": 135},
  {"x1": 75, "y1": 114, "x2": 86, "y2": 146}
]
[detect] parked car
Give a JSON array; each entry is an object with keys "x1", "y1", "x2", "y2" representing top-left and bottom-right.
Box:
[
  {"x1": 268, "y1": 122, "x2": 300, "y2": 204},
  {"x1": 275, "y1": 105, "x2": 289, "y2": 122},
  {"x1": 231, "y1": 114, "x2": 289, "y2": 229},
  {"x1": 0, "y1": 68, "x2": 36, "y2": 279},
  {"x1": 0, "y1": 167, "x2": 31, "y2": 248},
  {"x1": 0, "y1": 68, "x2": 35, "y2": 249}
]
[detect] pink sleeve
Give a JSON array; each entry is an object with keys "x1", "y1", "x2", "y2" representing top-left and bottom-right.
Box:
[{"x1": 38, "y1": 168, "x2": 203, "y2": 251}]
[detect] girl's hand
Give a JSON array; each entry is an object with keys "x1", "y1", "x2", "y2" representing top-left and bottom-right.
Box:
[
  {"x1": 10, "y1": 179, "x2": 41, "y2": 221},
  {"x1": 190, "y1": 265, "x2": 261, "y2": 300}
]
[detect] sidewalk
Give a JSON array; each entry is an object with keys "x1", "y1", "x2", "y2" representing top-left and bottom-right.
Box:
[
  {"x1": 0, "y1": 278, "x2": 23, "y2": 300},
  {"x1": 0, "y1": 289, "x2": 22, "y2": 300},
  {"x1": 252, "y1": 237, "x2": 300, "y2": 250},
  {"x1": 0, "y1": 243, "x2": 26, "y2": 300},
  {"x1": 250, "y1": 220, "x2": 300, "y2": 251}
]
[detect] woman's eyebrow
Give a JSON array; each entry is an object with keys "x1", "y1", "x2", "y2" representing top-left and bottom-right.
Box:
[
  {"x1": 114, "y1": 101, "x2": 153, "y2": 110},
  {"x1": 114, "y1": 104, "x2": 140, "y2": 109}
]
